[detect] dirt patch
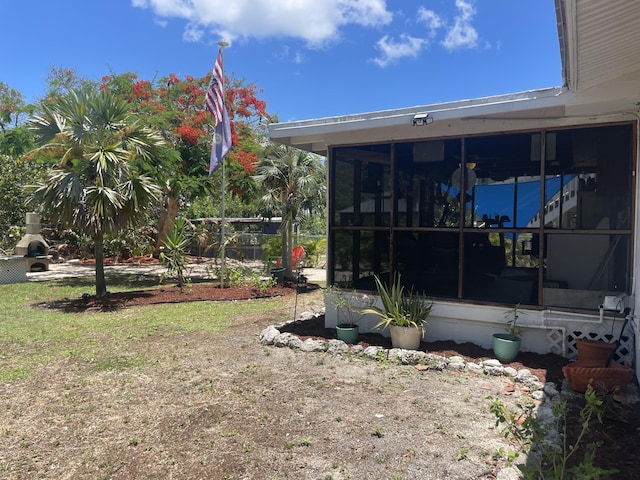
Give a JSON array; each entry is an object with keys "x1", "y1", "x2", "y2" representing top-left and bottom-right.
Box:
[{"x1": 3, "y1": 284, "x2": 639, "y2": 479}]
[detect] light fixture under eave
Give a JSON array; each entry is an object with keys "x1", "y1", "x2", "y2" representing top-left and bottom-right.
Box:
[{"x1": 412, "y1": 113, "x2": 433, "y2": 126}]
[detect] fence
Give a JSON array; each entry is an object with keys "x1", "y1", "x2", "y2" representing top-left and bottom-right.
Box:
[{"x1": 189, "y1": 233, "x2": 326, "y2": 266}]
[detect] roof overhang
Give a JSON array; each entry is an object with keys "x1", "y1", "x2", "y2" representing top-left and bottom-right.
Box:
[
  {"x1": 270, "y1": 86, "x2": 639, "y2": 156},
  {"x1": 557, "y1": 0, "x2": 640, "y2": 93}
]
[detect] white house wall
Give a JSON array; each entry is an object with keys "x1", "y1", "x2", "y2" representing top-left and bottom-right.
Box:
[{"x1": 324, "y1": 299, "x2": 633, "y2": 368}]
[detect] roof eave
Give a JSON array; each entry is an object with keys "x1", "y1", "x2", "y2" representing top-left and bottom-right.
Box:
[{"x1": 269, "y1": 87, "x2": 568, "y2": 154}]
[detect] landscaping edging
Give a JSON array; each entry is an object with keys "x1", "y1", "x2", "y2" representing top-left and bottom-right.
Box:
[{"x1": 259, "y1": 316, "x2": 561, "y2": 403}]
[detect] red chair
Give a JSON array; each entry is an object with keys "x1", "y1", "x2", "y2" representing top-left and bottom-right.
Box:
[{"x1": 292, "y1": 245, "x2": 305, "y2": 270}]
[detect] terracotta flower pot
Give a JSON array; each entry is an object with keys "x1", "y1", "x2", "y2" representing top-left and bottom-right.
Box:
[
  {"x1": 563, "y1": 361, "x2": 634, "y2": 393},
  {"x1": 575, "y1": 339, "x2": 616, "y2": 366}
]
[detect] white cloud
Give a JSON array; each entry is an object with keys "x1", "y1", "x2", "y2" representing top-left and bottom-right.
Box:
[
  {"x1": 442, "y1": 0, "x2": 478, "y2": 51},
  {"x1": 153, "y1": 18, "x2": 168, "y2": 27},
  {"x1": 274, "y1": 46, "x2": 305, "y2": 64},
  {"x1": 131, "y1": 0, "x2": 393, "y2": 47},
  {"x1": 183, "y1": 22, "x2": 204, "y2": 42},
  {"x1": 417, "y1": 8, "x2": 443, "y2": 38},
  {"x1": 371, "y1": 34, "x2": 427, "y2": 68}
]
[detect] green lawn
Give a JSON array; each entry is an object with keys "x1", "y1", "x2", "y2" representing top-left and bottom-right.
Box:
[{"x1": 0, "y1": 276, "x2": 288, "y2": 383}]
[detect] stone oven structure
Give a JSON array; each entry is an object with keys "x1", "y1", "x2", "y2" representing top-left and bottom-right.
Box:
[{"x1": 14, "y1": 213, "x2": 51, "y2": 272}]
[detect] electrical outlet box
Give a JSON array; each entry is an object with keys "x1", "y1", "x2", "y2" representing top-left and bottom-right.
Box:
[{"x1": 603, "y1": 294, "x2": 628, "y2": 313}]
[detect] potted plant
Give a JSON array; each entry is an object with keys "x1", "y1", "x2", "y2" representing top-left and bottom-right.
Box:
[
  {"x1": 492, "y1": 304, "x2": 524, "y2": 363},
  {"x1": 326, "y1": 286, "x2": 374, "y2": 344},
  {"x1": 362, "y1": 273, "x2": 432, "y2": 350}
]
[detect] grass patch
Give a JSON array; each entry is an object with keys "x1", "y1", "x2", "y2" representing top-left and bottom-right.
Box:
[
  {"x1": 0, "y1": 276, "x2": 288, "y2": 383},
  {"x1": 0, "y1": 366, "x2": 34, "y2": 383}
]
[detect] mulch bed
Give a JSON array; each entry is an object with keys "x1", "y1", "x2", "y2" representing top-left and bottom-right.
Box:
[
  {"x1": 40, "y1": 280, "x2": 319, "y2": 313},
  {"x1": 279, "y1": 314, "x2": 569, "y2": 385}
]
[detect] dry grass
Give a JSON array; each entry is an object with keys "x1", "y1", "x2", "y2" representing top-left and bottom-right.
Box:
[{"x1": 0, "y1": 283, "x2": 537, "y2": 479}]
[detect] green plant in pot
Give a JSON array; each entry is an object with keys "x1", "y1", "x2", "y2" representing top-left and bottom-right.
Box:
[
  {"x1": 362, "y1": 273, "x2": 433, "y2": 350},
  {"x1": 492, "y1": 304, "x2": 524, "y2": 363},
  {"x1": 325, "y1": 286, "x2": 375, "y2": 344}
]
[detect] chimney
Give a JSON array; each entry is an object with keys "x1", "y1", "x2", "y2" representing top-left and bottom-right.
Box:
[{"x1": 15, "y1": 212, "x2": 49, "y2": 257}]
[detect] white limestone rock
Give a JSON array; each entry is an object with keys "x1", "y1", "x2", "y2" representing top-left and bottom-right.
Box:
[
  {"x1": 299, "y1": 339, "x2": 327, "y2": 352},
  {"x1": 327, "y1": 339, "x2": 350, "y2": 355},
  {"x1": 259, "y1": 325, "x2": 280, "y2": 345}
]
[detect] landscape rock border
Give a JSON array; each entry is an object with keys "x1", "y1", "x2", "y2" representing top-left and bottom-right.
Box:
[
  {"x1": 260, "y1": 316, "x2": 558, "y2": 401},
  {"x1": 261, "y1": 315, "x2": 640, "y2": 478},
  {"x1": 262, "y1": 314, "x2": 640, "y2": 400}
]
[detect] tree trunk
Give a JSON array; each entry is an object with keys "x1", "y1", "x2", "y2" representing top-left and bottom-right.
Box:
[
  {"x1": 94, "y1": 229, "x2": 107, "y2": 297},
  {"x1": 155, "y1": 194, "x2": 180, "y2": 254},
  {"x1": 282, "y1": 219, "x2": 294, "y2": 280}
]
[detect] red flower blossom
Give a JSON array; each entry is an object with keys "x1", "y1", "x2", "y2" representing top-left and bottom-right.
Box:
[
  {"x1": 232, "y1": 150, "x2": 257, "y2": 174},
  {"x1": 175, "y1": 124, "x2": 203, "y2": 145},
  {"x1": 132, "y1": 80, "x2": 152, "y2": 101}
]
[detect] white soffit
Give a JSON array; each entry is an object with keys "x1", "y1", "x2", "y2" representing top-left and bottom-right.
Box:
[{"x1": 563, "y1": 0, "x2": 640, "y2": 93}]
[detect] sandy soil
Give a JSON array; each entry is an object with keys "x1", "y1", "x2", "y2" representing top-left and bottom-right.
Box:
[{"x1": 1, "y1": 281, "x2": 638, "y2": 479}]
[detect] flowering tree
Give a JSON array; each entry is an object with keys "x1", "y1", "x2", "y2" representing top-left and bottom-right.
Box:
[
  {"x1": 99, "y1": 72, "x2": 270, "y2": 249},
  {"x1": 0, "y1": 82, "x2": 41, "y2": 245}
]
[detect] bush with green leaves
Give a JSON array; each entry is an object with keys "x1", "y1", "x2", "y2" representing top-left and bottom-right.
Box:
[
  {"x1": 159, "y1": 218, "x2": 192, "y2": 288},
  {"x1": 104, "y1": 227, "x2": 156, "y2": 260},
  {"x1": 261, "y1": 235, "x2": 282, "y2": 263},
  {"x1": 261, "y1": 234, "x2": 326, "y2": 268},
  {"x1": 300, "y1": 237, "x2": 326, "y2": 267},
  {"x1": 211, "y1": 261, "x2": 275, "y2": 292},
  {"x1": 488, "y1": 388, "x2": 618, "y2": 479},
  {"x1": 0, "y1": 225, "x2": 23, "y2": 254}
]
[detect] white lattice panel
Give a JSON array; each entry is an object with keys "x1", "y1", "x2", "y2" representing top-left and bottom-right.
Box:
[
  {"x1": 542, "y1": 310, "x2": 635, "y2": 367},
  {"x1": 0, "y1": 256, "x2": 27, "y2": 284},
  {"x1": 546, "y1": 329, "x2": 565, "y2": 355}
]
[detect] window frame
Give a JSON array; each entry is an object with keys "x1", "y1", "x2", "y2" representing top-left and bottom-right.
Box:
[{"x1": 328, "y1": 122, "x2": 636, "y2": 310}]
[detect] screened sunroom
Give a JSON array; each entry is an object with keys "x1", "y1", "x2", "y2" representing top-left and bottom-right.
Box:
[
  {"x1": 269, "y1": 0, "x2": 640, "y2": 376},
  {"x1": 330, "y1": 123, "x2": 634, "y2": 311}
]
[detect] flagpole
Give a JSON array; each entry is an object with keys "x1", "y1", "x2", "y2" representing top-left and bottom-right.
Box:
[
  {"x1": 220, "y1": 127, "x2": 226, "y2": 288},
  {"x1": 218, "y1": 40, "x2": 229, "y2": 289},
  {"x1": 204, "y1": 41, "x2": 231, "y2": 287}
]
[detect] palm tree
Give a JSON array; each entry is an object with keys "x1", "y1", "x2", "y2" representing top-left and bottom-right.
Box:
[
  {"x1": 253, "y1": 144, "x2": 325, "y2": 279},
  {"x1": 27, "y1": 89, "x2": 164, "y2": 296}
]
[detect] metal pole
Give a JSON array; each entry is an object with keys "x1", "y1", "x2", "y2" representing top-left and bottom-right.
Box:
[
  {"x1": 218, "y1": 40, "x2": 229, "y2": 289},
  {"x1": 221, "y1": 150, "x2": 226, "y2": 288}
]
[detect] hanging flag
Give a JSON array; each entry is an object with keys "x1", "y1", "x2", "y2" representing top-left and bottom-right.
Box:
[{"x1": 205, "y1": 46, "x2": 232, "y2": 175}]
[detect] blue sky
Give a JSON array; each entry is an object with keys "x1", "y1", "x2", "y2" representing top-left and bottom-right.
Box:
[{"x1": 1, "y1": 0, "x2": 561, "y2": 122}]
